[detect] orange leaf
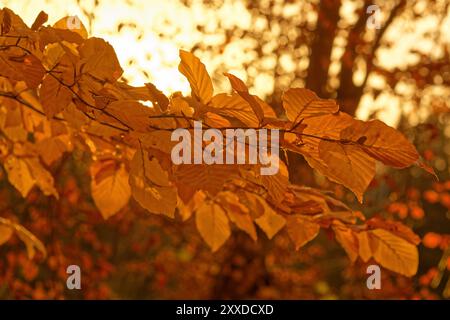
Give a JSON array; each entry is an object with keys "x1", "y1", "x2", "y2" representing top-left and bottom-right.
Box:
[
  {"x1": 90, "y1": 160, "x2": 131, "y2": 219},
  {"x1": 178, "y1": 50, "x2": 213, "y2": 105},
  {"x1": 286, "y1": 215, "x2": 320, "y2": 250},
  {"x1": 224, "y1": 73, "x2": 265, "y2": 124},
  {"x1": 195, "y1": 201, "x2": 230, "y2": 252},
  {"x1": 282, "y1": 88, "x2": 338, "y2": 124},
  {"x1": 40, "y1": 75, "x2": 72, "y2": 118}
]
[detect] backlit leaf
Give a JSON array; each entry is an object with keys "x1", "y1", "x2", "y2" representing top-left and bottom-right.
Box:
[{"x1": 195, "y1": 201, "x2": 231, "y2": 252}]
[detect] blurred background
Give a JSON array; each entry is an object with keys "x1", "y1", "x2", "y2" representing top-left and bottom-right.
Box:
[{"x1": 0, "y1": 0, "x2": 449, "y2": 299}]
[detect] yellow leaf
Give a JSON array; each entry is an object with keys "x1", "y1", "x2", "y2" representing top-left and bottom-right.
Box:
[
  {"x1": 90, "y1": 160, "x2": 131, "y2": 219},
  {"x1": 286, "y1": 215, "x2": 320, "y2": 250},
  {"x1": 178, "y1": 50, "x2": 213, "y2": 105},
  {"x1": 129, "y1": 148, "x2": 177, "y2": 217},
  {"x1": 4, "y1": 155, "x2": 35, "y2": 197},
  {"x1": 24, "y1": 157, "x2": 58, "y2": 198},
  {"x1": 195, "y1": 201, "x2": 230, "y2": 252}
]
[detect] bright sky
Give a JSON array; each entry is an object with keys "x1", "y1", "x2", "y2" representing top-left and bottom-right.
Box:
[{"x1": 1, "y1": 0, "x2": 449, "y2": 126}]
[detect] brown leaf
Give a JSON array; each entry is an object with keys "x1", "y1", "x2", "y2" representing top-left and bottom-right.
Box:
[
  {"x1": 31, "y1": 11, "x2": 48, "y2": 30},
  {"x1": 40, "y1": 75, "x2": 72, "y2": 118}
]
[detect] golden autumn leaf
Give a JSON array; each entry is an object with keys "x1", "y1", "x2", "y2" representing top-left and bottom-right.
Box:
[
  {"x1": 258, "y1": 159, "x2": 289, "y2": 205},
  {"x1": 253, "y1": 196, "x2": 286, "y2": 239},
  {"x1": 366, "y1": 217, "x2": 421, "y2": 245},
  {"x1": 0, "y1": 50, "x2": 46, "y2": 89},
  {"x1": 177, "y1": 191, "x2": 206, "y2": 221},
  {"x1": 4, "y1": 155, "x2": 35, "y2": 197},
  {"x1": 24, "y1": 157, "x2": 58, "y2": 198},
  {"x1": 129, "y1": 148, "x2": 177, "y2": 217},
  {"x1": 318, "y1": 140, "x2": 375, "y2": 202},
  {"x1": 36, "y1": 135, "x2": 71, "y2": 166},
  {"x1": 368, "y1": 229, "x2": 419, "y2": 277},
  {"x1": 210, "y1": 93, "x2": 259, "y2": 127},
  {"x1": 195, "y1": 201, "x2": 231, "y2": 252},
  {"x1": 340, "y1": 119, "x2": 419, "y2": 168},
  {"x1": 105, "y1": 100, "x2": 176, "y2": 132},
  {"x1": 174, "y1": 164, "x2": 239, "y2": 202},
  {"x1": 178, "y1": 50, "x2": 213, "y2": 105},
  {"x1": 297, "y1": 113, "x2": 376, "y2": 202},
  {"x1": 286, "y1": 215, "x2": 320, "y2": 250},
  {"x1": 217, "y1": 191, "x2": 257, "y2": 241},
  {"x1": 39, "y1": 74, "x2": 72, "y2": 118},
  {"x1": 282, "y1": 88, "x2": 339, "y2": 124},
  {"x1": 90, "y1": 160, "x2": 131, "y2": 219},
  {"x1": 223, "y1": 72, "x2": 264, "y2": 124},
  {"x1": 0, "y1": 7, "x2": 432, "y2": 281},
  {"x1": 78, "y1": 38, "x2": 123, "y2": 82},
  {"x1": 356, "y1": 231, "x2": 372, "y2": 262},
  {"x1": 332, "y1": 221, "x2": 359, "y2": 263},
  {"x1": 144, "y1": 83, "x2": 169, "y2": 111}
]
